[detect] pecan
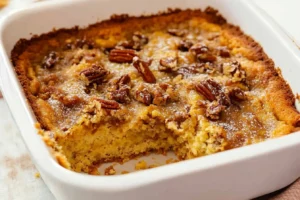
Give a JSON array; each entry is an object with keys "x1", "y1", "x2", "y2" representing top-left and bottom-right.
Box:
[
  {"x1": 109, "y1": 49, "x2": 137, "y2": 63},
  {"x1": 166, "y1": 111, "x2": 189, "y2": 128},
  {"x1": 202, "y1": 63, "x2": 218, "y2": 74},
  {"x1": 152, "y1": 88, "x2": 169, "y2": 106},
  {"x1": 65, "y1": 39, "x2": 94, "y2": 50},
  {"x1": 132, "y1": 32, "x2": 149, "y2": 50},
  {"x1": 206, "y1": 101, "x2": 225, "y2": 120},
  {"x1": 167, "y1": 28, "x2": 187, "y2": 37},
  {"x1": 195, "y1": 79, "x2": 231, "y2": 120},
  {"x1": 42, "y1": 51, "x2": 59, "y2": 69},
  {"x1": 216, "y1": 63, "x2": 224, "y2": 74},
  {"x1": 84, "y1": 87, "x2": 91, "y2": 94},
  {"x1": 80, "y1": 64, "x2": 109, "y2": 85},
  {"x1": 177, "y1": 63, "x2": 205, "y2": 75},
  {"x1": 190, "y1": 43, "x2": 216, "y2": 62},
  {"x1": 195, "y1": 80, "x2": 217, "y2": 101},
  {"x1": 64, "y1": 43, "x2": 73, "y2": 50},
  {"x1": 71, "y1": 52, "x2": 96, "y2": 65},
  {"x1": 197, "y1": 53, "x2": 216, "y2": 62},
  {"x1": 116, "y1": 32, "x2": 148, "y2": 51},
  {"x1": 159, "y1": 57, "x2": 178, "y2": 72},
  {"x1": 159, "y1": 83, "x2": 177, "y2": 102},
  {"x1": 195, "y1": 80, "x2": 242, "y2": 120},
  {"x1": 116, "y1": 40, "x2": 134, "y2": 49},
  {"x1": 133, "y1": 57, "x2": 156, "y2": 83},
  {"x1": 222, "y1": 62, "x2": 237, "y2": 75},
  {"x1": 116, "y1": 74, "x2": 131, "y2": 88},
  {"x1": 190, "y1": 43, "x2": 209, "y2": 54},
  {"x1": 75, "y1": 39, "x2": 94, "y2": 49},
  {"x1": 135, "y1": 85, "x2": 170, "y2": 105},
  {"x1": 94, "y1": 98, "x2": 120, "y2": 110},
  {"x1": 229, "y1": 88, "x2": 247, "y2": 101},
  {"x1": 218, "y1": 92, "x2": 231, "y2": 107},
  {"x1": 111, "y1": 74, "x2": 131, "y2": 103},
  {"x1": 177, "y1": 66, "x2": 198, "y2": 75},
  {"x1": 205, "y1": 79, "x2": 222, "y2": 95},
  {"x1": 217, "y1": 46, "x2": 230, "y2": 57},
  {"x1": 112, "y1": 87, "x2": 130, "y2": 103},
  {"x1": 135, "y1": 88, "x2": 153, "y2": 106},
  {"x1": 178, "y1": 39, "x2": 193, "y2": 52},
  {"x1": 193, "y1": 63, "x2": 219, "y2": 74},
  {"x1": 222, "y1": 61, "x2": 246, "y2": 82},
  {"x1": 195, "y1": 79, "x2": 230, "y2": 106}
]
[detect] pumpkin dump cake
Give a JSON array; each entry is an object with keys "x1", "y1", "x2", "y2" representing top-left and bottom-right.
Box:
[{"x1": 12, "y1": 8, "x2": 300, "y2": 174}]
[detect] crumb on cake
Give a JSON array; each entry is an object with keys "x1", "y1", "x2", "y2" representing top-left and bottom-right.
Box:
[
  {"x1": 135, "y1": 160, "x2": 148, "y2": 170},
  {"x1": 12, "y1": 7, "x2": 300, "y2": 175},
  {"x1": 104, "y1": 165, "x2": 116, "y2": 175}
]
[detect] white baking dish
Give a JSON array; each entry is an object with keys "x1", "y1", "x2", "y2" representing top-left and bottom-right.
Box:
[{"x1": 1, "y1": 0, "x2": 300, "y2": 199}]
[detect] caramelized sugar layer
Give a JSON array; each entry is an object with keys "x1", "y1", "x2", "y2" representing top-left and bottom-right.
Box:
[{"x1": 12, "y1": 8, "x2": 300, "y2": 174}]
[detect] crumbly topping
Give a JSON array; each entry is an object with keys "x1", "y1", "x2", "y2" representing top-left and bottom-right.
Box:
[
  {"x1": 135, "y1": 160, "x2": 147, "y2": 170},
  {"x1": 104, "y1": 165, "x2": 116, "y2": 175},
  {"x1": 17, "y1": 9, "x2": 278, "y2": 140},
  {"x1": 13, "y1": 8, "x2": 300, "y2": 174},
  {"x1": 79, "y1": 64, "x2": 109, "y2": 86}
]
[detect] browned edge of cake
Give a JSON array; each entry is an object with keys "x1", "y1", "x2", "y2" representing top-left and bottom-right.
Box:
[{"x1": 11, "y1": 7, "x2": 300, "y2": 132}]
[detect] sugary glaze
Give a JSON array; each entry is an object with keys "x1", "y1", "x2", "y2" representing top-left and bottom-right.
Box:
[{"x1": 12, "y1": 8, "x2": 300, "y2": 174}]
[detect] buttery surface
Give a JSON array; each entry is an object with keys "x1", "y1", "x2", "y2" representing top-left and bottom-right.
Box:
[{"x1": 12, "y1": 8, "x2": 300, "y2": 174}]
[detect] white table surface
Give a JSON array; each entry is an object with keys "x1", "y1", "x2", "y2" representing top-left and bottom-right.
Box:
[{"x1": 0, "y1": 1, "x2": 299, "y2": 199}]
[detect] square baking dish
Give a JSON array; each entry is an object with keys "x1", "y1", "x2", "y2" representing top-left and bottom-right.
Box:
[{"x1": 1, "y1": 0, "x2": 300, "y2": 199}]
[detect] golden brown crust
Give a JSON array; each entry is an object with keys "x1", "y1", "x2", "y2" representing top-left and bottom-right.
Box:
[
  {"x1": 13, "y1": 28, "x2": 81, "y2": 130},
  {"x1": 11, "y1": 7, "x2": 300, "y2": 174},
  {"x1": 223, "y1": 24, "x2": 300, "y2": 126}
]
